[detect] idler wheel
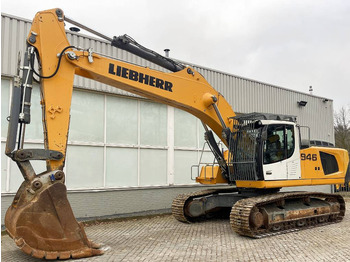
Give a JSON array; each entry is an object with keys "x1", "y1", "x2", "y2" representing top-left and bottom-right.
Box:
[{"x1": 250, "y1": 207, "x2": 264, "y2": 229}]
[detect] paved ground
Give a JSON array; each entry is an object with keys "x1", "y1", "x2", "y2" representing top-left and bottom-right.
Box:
[{"x1": 2, "y1": 201, "x2": 350, "y2": 262}]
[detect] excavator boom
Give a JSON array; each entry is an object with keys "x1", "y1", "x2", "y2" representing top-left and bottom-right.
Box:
[{"x1": 5, "y1": 8, "x2": 235, "y2": 260}]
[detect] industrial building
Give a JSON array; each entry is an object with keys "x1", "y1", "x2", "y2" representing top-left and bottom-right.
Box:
[{"x1": 1, "y1": 13, "x2": 335, "y2": 224}]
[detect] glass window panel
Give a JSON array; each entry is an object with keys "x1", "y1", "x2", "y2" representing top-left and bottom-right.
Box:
[
  {"x1": 286, "y1": 125, "x2": 295, "y2": 158},
  {"x1": 198, "y1": 125, "x2": 222, "y2": 149},
  {"x1": 199, "y1": 150, "x2": 216, "y2": 165},
  {"x1": 24, "y1": 84, "x2": 44, "y2": 140},
  {"x1": 106, "y1": 96, "x2": 138, "y2": 145},
  {"x1": 198, "y1": 124, "x2": 227, "y2": 153},
  {"x1": 264, "y1": 124, "x2": 286, "y2": 164},
  {"x1": 198, "y1": 123, "x2": 206, "y2": 148},
  {"x1": 69, "y1": 90, "x2": 104, "y2": 142},
  {"x1": 174, "y1": 150, "x2": 197, "y2": 185},
  {"x1": 1, "y1": 142, "x2": 8, "y2": 192},
  {"x1": 65, "y1": 145, "x2": 104, "y2": 189},
  {"x1": 174, "y1": 109, "x2": 197, "y2": 148},
  {"x1": 106, "y1": 147, "x2": 138, "y2": 187},
  {"x1": 140, "y1": 101, "x2": 167, "y2": 146},
  {"x1": 1, "y1": 78, "x2": 10, "y2": 138},
  {"x1": 140, "y1": 149, "x2": 167, "y2": 186},
  {"x1": 9, "y1": 161, "x2": 24, "y2": 192},
  {"x1": 23, "y1": 143, "x2": 47, "y2": 174}
]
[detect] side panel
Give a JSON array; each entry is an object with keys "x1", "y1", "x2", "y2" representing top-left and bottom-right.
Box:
[
  {"x1": 287, "y1": 159, "x2": 301, "y2": 179},
  {"x1": 263, "y1": 160, "x2": 287, "y2": 180},
  {"x1": 236, "y1": 146, "x2": 348, "y2": 189},
  {"x1": 300, "y1": 147, "x2": 349, "y2": 180},
  {"x1": 263, "y1": 154, "x2": 301, "y2": 181}
]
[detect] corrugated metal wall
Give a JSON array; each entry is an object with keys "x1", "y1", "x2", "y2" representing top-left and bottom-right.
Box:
[
  {"x1": 1, "y1": 13, "x2": 334, "y2": 142},
  {"x1": 192, "y1": 66, "x2": 334, "y2": 142}
]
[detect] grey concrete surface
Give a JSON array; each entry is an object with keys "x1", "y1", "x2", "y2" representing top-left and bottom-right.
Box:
[{"x1": 2, "y1": 201, "x2": 349, "y2": 262}]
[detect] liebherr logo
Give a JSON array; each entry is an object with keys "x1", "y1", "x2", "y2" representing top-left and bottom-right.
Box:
[{"x1": 108, "y1": 63, "x2": 173, "y2": 92}]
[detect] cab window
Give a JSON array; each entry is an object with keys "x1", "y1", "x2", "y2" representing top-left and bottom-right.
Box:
[
  {"x1": 286, "y1": 125, "x2": 295, "y2": 157},
  {"x1": 263, "y1": 124, "x2": 295, "y2": 164}
]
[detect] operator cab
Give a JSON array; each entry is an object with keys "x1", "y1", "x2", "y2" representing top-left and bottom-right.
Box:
[{"x1": 229, "y1": 113, "x2": 301, "y2": 182}]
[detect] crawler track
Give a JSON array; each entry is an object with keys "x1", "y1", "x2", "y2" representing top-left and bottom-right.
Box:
[
  {"x1": 172, "y1": 188, "x2": 237, "y2": 223},
  {"x1": 173, "y1": 189, "x2": 345, "y2": 238},
  {"x1": 230, "y1": 192, "x2": 345, "y2": 238}
]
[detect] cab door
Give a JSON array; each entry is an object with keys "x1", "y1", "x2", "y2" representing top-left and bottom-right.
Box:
[{"x1": 263, "y1": 124, "x2": 301, "y2": 180}]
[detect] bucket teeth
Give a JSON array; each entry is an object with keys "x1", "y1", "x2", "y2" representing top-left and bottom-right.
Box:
[{"x1": 12, "y1": 237, "x2": 104, "y2": 260}]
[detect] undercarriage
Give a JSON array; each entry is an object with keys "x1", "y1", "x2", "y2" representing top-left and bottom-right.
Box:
[{"x1": 172, "y1": 188, "x2": 345, "y2": 237}]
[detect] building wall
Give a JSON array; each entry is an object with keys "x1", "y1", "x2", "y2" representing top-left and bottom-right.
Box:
[
  {"x1": 1, "y1": 13, "x2": 334, "y2": 224},
  {"x1": 1, "y1": 77, "x2": 214, "y2": 192}
]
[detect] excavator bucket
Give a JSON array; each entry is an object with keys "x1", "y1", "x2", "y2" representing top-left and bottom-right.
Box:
[{"x1": 5, "y1": 177, "x2": 104, "y2": 260}]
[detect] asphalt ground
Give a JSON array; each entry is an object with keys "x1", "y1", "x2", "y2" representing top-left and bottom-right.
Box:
[{"x1": 2, "y1": 200, "x2": 350, "y2": 262}]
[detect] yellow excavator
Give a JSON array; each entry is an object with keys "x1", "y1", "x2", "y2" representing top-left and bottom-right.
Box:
[{"x1": 4, "y1": 8, "x2": 350, "y2": 260}]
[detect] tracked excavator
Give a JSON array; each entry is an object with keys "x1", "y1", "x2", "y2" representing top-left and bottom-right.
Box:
[{"x1": 4, "y1": 8, "x2": 350, "y2": 260}]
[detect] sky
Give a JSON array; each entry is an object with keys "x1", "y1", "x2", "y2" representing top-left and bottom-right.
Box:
[{"x1": 1, "y1": 0, "x2": 349, "y2": 111}]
